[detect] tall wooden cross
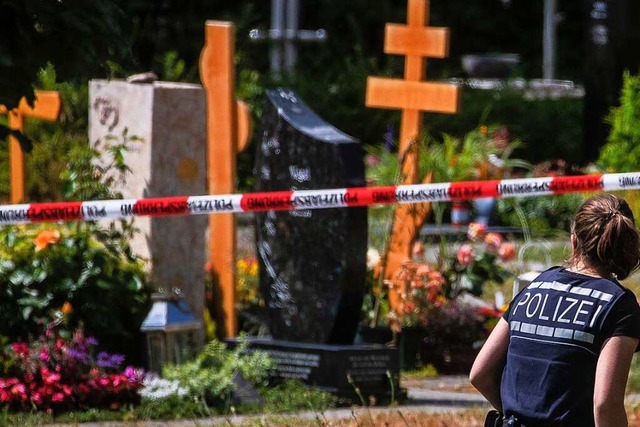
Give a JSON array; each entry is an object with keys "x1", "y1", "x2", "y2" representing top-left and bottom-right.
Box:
[
  {"x1": 0, "y1": 91, "x2": 61, "y2": 203},
  {"x1": 200, "y1": 21, "x2": 252, "y2": 338},
  {"x1": 365, "y1": 0, "x2": 460, "y2": 307}
]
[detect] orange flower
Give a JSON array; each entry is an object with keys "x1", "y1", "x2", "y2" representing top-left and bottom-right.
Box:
[
  {"x1": 415, "y1": 264, "x2": 432, "y2": 277},
  {"x1": 61, "y1": 301, "x2": 73, "y2": 316},
  {"x1": 33, "y1": 229, "x2": 60, "y2": 252},
  {"x1": 467, "y1": 222, "x2": 487, "y2": 241},
  {"x1": 484, "y1": 232, "x2": 503, "y2": 253},
  {"x1": 498, "y1": 242, "x2": 516, "y2": 262},
  {"x1": 479, "y1": 125, "x2": 489, "y2": 135}
]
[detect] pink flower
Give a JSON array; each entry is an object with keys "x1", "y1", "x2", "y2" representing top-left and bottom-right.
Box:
[
  {"x1": 498, "y1": 242, "x2": 516, "y2": 262},
  {"x1": 484, "y1": 233, "x2": 503, "y2": 253},
  {"x1": 31, "y1": 392, "x2": 43, "y2": 405},
  {"x1": 52, "y1": 392, "x2": 65, "y2": 402},
  {"x1": 457, "y1": 244, "x2": 475, "y2": 266},
  {"x1": 412, "y1": 241, "x2": 425, "y2": 258},
  {"x1": 365, "y1": 154, "x2": 380, "y2": 167},
  {"x1": 39, "y1": 350, "x2": 50, "y2": 362},
  {"x1": 40, "y1": 368, "x2": 61, "y2": 385},
  {"x1": 415, "y1": 264, "x2": 432, "y2": 277}
]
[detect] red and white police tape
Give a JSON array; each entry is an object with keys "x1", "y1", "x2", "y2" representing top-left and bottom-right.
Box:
[{"x1": 1, "y1": 172, "x2": 640, "y2": 225}]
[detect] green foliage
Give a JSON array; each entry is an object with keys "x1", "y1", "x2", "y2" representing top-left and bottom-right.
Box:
[
  {"x1": 496, "y1": 194, "x2": 585, "y2": 237},
  {"x1": 261, "y1": 379, "x2": 339, "y2": 414},
  {"x1": 0, "y1": 130, "x2": 151, "y2": 363},
  {"x1": 0, "y1": 222, "x2": 151, "y2": 363},
  {"x1": 155, "y1": 51, "x2": 187, "y2": 82},
  {"x1": 160, "y1": 339, "x2": 274, "y2": 412},
  {"x1": 598, "y1": 72, "x2": 640, "y2": 172},
  {"x1": 0, "y1": 0, "x2": 129, "y2": 110},
  {"x1": 425, "y1": 88, "x2": 584, "y2": 166}
]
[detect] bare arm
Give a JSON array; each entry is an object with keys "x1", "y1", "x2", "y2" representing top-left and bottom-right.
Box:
[
  {"x1": 469, "y1": 318, "x2": 510, "y2": 412},
  {"x1": 593, "y1": 336, "x2": 638, "y2": 427}
]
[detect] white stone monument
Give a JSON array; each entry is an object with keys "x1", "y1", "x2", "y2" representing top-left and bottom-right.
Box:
[{"x1": 88, "y1": 80, "x2": 208, "y2": 325}]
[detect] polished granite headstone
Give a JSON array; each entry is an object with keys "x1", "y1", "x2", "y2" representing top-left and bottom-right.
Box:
[
  {"x1": 255, "y1": 88, "x2": 368, "y2": 345},
  {"x1": 248, "y1": 89, "x2": 399, "y2": 400},
  {"x1": 227, "y1": 338, "x2": 403, "y2": 402}
]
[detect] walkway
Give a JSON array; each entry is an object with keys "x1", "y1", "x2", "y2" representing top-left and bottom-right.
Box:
[{"x1": 43, "y1": 375, "x2": 640, "y2": 426}]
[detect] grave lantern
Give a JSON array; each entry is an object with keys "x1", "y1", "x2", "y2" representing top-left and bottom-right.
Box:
[{"x1": 140, "y1": 289, "x2": 201, "y2": 373}]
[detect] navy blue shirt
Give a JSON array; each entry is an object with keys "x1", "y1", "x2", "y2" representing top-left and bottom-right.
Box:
[{"x1": 502, "y1": 266, "x2": 640, "y2": 427}]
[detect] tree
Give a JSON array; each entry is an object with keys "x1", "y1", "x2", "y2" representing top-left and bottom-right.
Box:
[{"x1": 0, "y1": 0, "x2": 130, "y2": 146}]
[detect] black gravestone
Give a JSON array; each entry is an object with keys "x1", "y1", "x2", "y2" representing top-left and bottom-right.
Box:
[
  {"x1": 227, "y1": 338, "x2": 403, "y2": 402},
  {"x1": 583, "y1": 0, "x2": 640, "y2": 161},
  {"x1": 254, "y1": 88, "x2": 368, "y2": 345}
]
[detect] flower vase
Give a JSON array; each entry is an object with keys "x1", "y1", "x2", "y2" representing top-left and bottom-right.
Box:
[
  {"x1": 354, "y1": 325, "x2": 394, "y2": 345},
  {"x1": 422, "y1": 340, "x2": 479, "y2": 374},
  {"x1": 451, "y1": 200, "x2": 471, "y2": 226},
  {"x1": 472, "y1": 197, "x2": 497, "y2": 226},
  {"x1": 398, "y1": 327, "x2": 426, "y2": 371}
]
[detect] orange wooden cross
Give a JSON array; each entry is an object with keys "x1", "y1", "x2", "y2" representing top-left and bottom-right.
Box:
[
  {"x1": 200, "y1": 21, "x2": 252, "y2": 338},
  {"x1": 365, "y1": 0, "x2": 460, "y2": 306},
  {"x1": 0, "y1": 91, "x2": 61, "y2": 203}
]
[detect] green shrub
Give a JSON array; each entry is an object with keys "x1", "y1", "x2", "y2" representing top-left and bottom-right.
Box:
[
  {"x1": 425, "y1": 87, "x2": 584, "y2": 165},
  {"x1": 0, "y1": 129, "x2": 152, "y2": 364},
  {"x1": 261, "y1": 379, "x2": 339, "y2": 413},
  {"x1": 598, "y1": 72, "x2": 640, "y2": 172},
  {"x1": 157, "y1": 339, "x2": 274, "y2": 414}
]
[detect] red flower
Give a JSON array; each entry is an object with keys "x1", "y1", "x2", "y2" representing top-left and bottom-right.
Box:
[{"x1": 12, "y1": 342, "x2": 29, "y2": 356}]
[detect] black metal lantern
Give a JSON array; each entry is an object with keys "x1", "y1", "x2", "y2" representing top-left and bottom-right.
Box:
[{"x1": 140, "y1": 289, "x2": 201, "y2": 373}]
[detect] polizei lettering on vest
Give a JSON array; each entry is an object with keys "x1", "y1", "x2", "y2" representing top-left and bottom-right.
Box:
[{"x1": 512, "y1": 290, "x2": 604, "y2": 328}]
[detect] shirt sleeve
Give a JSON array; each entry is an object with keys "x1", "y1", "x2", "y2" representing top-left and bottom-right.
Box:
[{"x1": 602, "y1": 289, "x2": 640, "y2": 350}]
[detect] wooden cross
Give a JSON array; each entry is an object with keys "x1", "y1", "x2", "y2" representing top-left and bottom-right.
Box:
[
  {"x1": 0, "y1": 91, "x2": 61, "y2": 203},
  {"x1": 200, "y1": 21, "x2": 252, "y2": 338},
  {"x1": 365, "y1": 0, "x2": 460, "y2": 307}
]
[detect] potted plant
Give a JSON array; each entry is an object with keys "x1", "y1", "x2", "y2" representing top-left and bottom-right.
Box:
[
  {"x1": 381, "y1": 222, "x2": 515, "y2": 372},
  {"x1": 365, "y1": 125, "x2": 530, "y2": 227},
  {"x1": 419, "y1": 125, "x2": 530, "y2": 225}
]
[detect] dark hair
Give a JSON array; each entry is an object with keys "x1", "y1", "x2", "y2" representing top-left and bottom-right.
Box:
[{"x1": 570, "y1": 194, "x2": 640, "y2": 280}]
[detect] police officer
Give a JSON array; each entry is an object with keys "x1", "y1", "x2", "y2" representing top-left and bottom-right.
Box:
[{"x1": 470, "y1": 193, "x2": 640, "y2": 427}]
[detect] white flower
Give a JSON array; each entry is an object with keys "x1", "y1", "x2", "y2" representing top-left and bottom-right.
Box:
[
  {"x1": 366, "y1": 248, "x2": 381, "y2": 270},
  {"x1": 139, "y1": 375, "x2": 188, "y2": 400}
]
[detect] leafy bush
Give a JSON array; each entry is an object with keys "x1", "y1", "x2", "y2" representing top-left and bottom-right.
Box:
[
  {"x1": 598, "y1": 72, "x2": 640, "y2": 172},
  {"x1": 152, "y1": 339, "x2": 274, "y2": 415},
  {"x1": 0, "y1": 222, "x2": 150, "y2": 364},
  {"x1": 424, "y1": 87, "x2": 584, "y2": 166},
  {"x1": 0, "y1": 129, "x2": 152, "y2": 364}
]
